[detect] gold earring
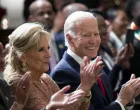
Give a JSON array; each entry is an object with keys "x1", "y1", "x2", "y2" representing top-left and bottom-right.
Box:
[{"x1": 22, "y1": 62, "x2": 27, "y2": 72}]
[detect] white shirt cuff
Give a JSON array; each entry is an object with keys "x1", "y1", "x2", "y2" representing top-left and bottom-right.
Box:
[
  {"x1": 115, "y1": 100, "x2": 125, "y2": 110},
  {"x1": 125, "y1": 106, "x2": 134, "y2": 110}
]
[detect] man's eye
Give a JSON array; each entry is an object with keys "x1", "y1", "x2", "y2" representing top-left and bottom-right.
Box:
[
  {"x1": 82, "y1": 34, "x2": 91, "y2": 37},
  {"x1": 95, "y1": 33, "x2": 99, "y2": 36},
  {"x1": 85, "y1": 34, "x2": 90, "y2": 36}
]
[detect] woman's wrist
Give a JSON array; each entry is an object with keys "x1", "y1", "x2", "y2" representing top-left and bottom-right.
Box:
[
  {"x1": 77, "y1": 84, "x2": 90, "y2": 94},
  {"x1": 45, "y1": 103, "x2": 55, "y2": 110}
]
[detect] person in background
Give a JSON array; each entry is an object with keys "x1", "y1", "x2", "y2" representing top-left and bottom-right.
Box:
[
  {"x1": 0, "y1": 42, "x2": 5, "y2": 76},
  {"x1": 28, "y1": 0, "x2": 55, "y2": 30},
  {"x1": 0, "y1": 71, "x2": 30, "y2": 110},
  {"x1": 28, "y1": 0, "x2": 66, "y2": 72},
  {"x1": 0, "y1": 42, "x2": 9, "y2": 77},
  {"x1": 125, "y1": 0, "x2": 140, "y2": 22},
  {"x1": 92, "y1": 11, "x2": 133, "y2": 93},
  {"x1": 50, "y1": 11, "x2": 140, "y2": 110},
  {"x1": 3, "y1": 22, "x2": 101, "y2": 110},
  {"x1": 107, "y1": 8, "x2": 129, "y2": 52}
]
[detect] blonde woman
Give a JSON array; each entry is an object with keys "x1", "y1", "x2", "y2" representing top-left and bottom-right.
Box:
[{"x1": 4, "y1": 23, "x2": 101, "y2": 110}]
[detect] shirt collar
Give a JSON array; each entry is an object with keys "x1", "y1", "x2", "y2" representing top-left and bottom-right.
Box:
[{"x1": 67, "y1": 48, "x2": 84, "y2": 64}]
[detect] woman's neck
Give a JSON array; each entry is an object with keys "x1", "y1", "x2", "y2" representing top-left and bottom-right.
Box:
[{"x1": 30, "y1": 70, "x2": 42, "y2": 82}]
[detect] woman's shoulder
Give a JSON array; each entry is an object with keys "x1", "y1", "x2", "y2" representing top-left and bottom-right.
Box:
[
  {"x1": 41, "y1": 73, "x2": 59, "y2": 91},
  {"x1": 41, "y1": 73, "x2": 53, "y2": 83}
]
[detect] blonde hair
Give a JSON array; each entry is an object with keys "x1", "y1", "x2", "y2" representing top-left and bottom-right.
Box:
[{"x1": 4, "y1": 23, "x2": 51, "y2": 79}]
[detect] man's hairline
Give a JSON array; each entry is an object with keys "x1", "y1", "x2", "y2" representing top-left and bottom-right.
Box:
[{"x1": 64, "y1": 16, "x2": 97, "y2": 37}]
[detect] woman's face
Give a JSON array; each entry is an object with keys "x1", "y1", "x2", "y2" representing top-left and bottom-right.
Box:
[
  {"x1": 112, "y1": 10, "x2": 128, "y2": 36},
  {"x1": 24, "y1": 36, "x2": 50, "y2": 73}
]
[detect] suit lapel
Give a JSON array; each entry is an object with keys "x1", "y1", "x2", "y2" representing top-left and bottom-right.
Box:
[{"x1": 63, "y1": 52, "x2": 80, "y2": 74}]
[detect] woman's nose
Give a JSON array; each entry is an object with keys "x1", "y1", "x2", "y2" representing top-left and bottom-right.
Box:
[{"x1": 45, "y1": 49, "x2": 51, "y2": 58}]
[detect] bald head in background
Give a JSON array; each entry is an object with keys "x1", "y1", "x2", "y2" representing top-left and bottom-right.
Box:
[
  {"x1": 29, "y1": 0, "x2": 55, "y2": 30},
  {"x1": 62, "y1": 3, "x2": 88, "y2": 19}
]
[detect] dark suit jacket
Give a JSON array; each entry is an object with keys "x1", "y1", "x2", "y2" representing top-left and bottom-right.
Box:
[
  {"x1": 0, "y1": 77, "x2": 12, "y2": 110},
  {"x1": 54, "y1": 31, "x2": 67, "y2": 60},
  {"x1": 50, "y1": 52, "x2": 122, "y2": 110}
]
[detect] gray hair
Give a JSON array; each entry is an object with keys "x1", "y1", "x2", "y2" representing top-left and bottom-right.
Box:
[
  {"x1": 64, "y1": 11, "x2": 96, "y2": 47},
  {"x1": 4, "y1": 23, "x2": 51, "y2": 75}
]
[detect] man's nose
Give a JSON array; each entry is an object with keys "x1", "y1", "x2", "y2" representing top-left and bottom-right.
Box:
[{"x1": 89, "y1": 35, "x2": 96, "y2": 43}]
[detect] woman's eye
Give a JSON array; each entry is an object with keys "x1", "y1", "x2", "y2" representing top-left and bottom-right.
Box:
[
  {"x1": 38, "y1": 47, "x2": 44, "y2": 52},
  {"x1": 48, "y1": 46, "x2": 50, "y2": 49}
]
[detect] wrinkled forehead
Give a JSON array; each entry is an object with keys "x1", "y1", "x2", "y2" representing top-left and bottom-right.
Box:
[{"x1": 75, "y1": 18, "x2": 99, "y2": 33}]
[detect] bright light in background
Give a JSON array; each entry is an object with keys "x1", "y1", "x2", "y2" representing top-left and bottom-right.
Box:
[
  {"x1": 1, "y1": 18, "x2": 8, "y2": 29},
  {"x1": 1, "y1": 0, "x2": 24, "y2": 28}
]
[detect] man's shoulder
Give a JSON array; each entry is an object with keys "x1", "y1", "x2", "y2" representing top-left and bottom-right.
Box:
[{"x1": 50, "y1": 59, "x2": 74, "y2": 76}]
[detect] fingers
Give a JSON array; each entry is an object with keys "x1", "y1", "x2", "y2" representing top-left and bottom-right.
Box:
[
  {"x1": 69, "y1": 90, "x2": 85, "y2": 99},
  {"x1": 134, "y1": 86, "x2": 140, "y2": 98},
  {"x1": 85, "y1": 56, "x2": 103, "y2": 75},
  {"x1": 80, "y1": 63, "x2": 84, "y2": 74},
  {"x1": 67, "y1": 99, "x2": 79, "y2": 105},
  {"x1": 67, "y1": 90, "x2": 85, "y2": 105},
  {"x1": 59, "y1": 85, "x2": 71, "y2": 94},
  {"x1": 91, "y1": 56, "x2": 104, "y2": 74},
  {"x1": 130, "y1": 74, "x2": 136, "y2": 80},
  {"x1": 118, "y1": 45, "x2": 125, "y2": 56},
  {"x1": 123, "y1": 44, "x2": 128, "y2": 59},
  {"x1": 131, "y1": 79, "x2": 140, "y2": 89},
  {"x1": 123, "y1": 78, "x2": 140, "y2": 95},
  {"x1": 83, "y1": 56, "x2": 90, "y2": 66},
  {"x1": 17, "y1": 71, "x2": 31, "y2": 90}
]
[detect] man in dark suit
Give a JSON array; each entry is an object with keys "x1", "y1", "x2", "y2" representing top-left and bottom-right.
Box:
[
  {"x1": 0, "y1": 77, "x2": 12, "y2": 110},
  {"x1": 50, "y1": 11, "x2": 140, "y2": 110}
]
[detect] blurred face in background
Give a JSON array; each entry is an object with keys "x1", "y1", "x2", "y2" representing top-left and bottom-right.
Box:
[
  {"x1": 112, "y1": 10, "x2": 128, "y2": 36},
  {"x1": 100, "y1": 0, "x2": 115, "y2": 11},
  {"x1": 54, "y1": 0, "x2": 73, "y2": 11},
  {"x1": 96, "y1": 15, "x2": 109, "y2": 45},
  {"x1": 29, "y1": 1, "x2": 55, "y2": 30},
  {"x1": 131, "y1": 1, "x2": 140, "y2": 19}
]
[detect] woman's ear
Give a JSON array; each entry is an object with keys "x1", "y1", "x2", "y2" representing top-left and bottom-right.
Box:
[
  {"x1": 18, "y1": 54, "x2": 26, "y2": 62},
  {"x1": 66, "y1": 33, "x2": 75, "y2": 47}
]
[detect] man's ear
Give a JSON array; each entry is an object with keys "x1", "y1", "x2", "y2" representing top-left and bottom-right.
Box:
[{"x1": 66, "y1": 33, "x2": 75, "y2": 47}]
